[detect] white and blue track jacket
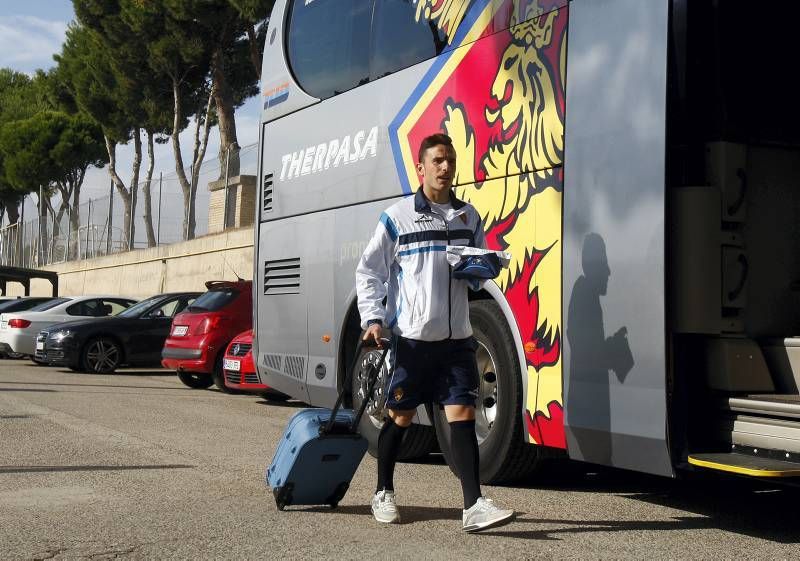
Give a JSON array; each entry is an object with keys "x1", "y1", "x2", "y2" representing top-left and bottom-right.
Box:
[{"x1": 356, "y1": 189, "x2": 487, "y2": 341}]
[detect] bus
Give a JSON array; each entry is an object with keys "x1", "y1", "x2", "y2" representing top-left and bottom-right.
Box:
[{"x1": 254, "y1": 0, "x2": 800, "y2": 483}]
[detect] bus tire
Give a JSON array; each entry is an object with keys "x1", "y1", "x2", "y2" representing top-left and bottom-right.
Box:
[
  {"x1": 433, "y1": 299, "x2": 542, "y2": 484},
  {"x1": 350, "y1": 344, "x2": 437, "y2": 460}
]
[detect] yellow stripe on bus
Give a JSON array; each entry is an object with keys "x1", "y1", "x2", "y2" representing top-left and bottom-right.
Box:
[{"x1": 688, "y1": 455, "x2": 800, "y2": 478}]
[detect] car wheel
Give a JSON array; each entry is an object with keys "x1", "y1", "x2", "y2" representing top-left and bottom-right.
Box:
[
  {"x1": 177, "y1": 371, "x2": 214, "y2": 389},
  {"x1": 212, "y1": 352, "x2": 236, "y2": 394},
  {"x1": 351, "y1": 343, "x2": 438, "y2": 460},
  {"x1": 80, "y1": 337, "x2": 122, "y2": 374},
  {"x1": 433, "y1": 300, "x2": 542, "y2": 484}
]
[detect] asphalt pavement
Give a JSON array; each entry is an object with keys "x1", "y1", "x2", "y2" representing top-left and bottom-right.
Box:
[{"x1": 1, "y1": 361, "x2": 799, "y2": 560}]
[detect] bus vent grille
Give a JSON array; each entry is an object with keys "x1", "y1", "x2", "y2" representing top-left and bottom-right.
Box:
[
  {"x1": 264, "y1": 258, "x2": 301, "y2": 294},
  {"x1": 263, "y1": 353, "x2": 283, "y2": 372},
  {"x1": 263, "y1": 173, "x2": 274, "y2": 213},
  {"x1": 284, "y1": 355, "x2": 306, "y2": 380}
]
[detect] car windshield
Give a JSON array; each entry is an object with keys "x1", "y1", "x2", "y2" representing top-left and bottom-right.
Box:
[
  {"x1": 187, "y1": 287, "x2": 239, "y2": 312},
  {"x1": 116, "y1": 296, "x2": 160, "y2": 318},
  {"x1": 28, "y1": 297, "x2": 70, "y2": 311}
]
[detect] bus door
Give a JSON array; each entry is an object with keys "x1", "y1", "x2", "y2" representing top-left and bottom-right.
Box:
[{"x1": 562, "y1": 0, "x2": 673, "y2": 477}]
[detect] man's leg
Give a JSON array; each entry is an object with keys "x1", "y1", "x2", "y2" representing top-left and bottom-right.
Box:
[
  {"x1": 377, "y1": 409, "x2": 415, "y2": 492},
  {"x1": 444, "y1": 404, "x2": 481, "y2": 509},
  {"x1": 371, "y1": 409, "x2": 415, "y2": 524}
]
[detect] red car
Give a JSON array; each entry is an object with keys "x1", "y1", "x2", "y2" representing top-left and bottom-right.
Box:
[
  {"x1": 222, "y1": 330, "x2": 288, "y2": 400},
  {"x1": 162, "y1": 280, "x2": 252, "y2": 391}
]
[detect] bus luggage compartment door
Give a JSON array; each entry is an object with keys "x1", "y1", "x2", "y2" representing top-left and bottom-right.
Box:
[
  {"x1": 562, "y1": 0, "x2": 673, "y2": 477},
  {"x1": 256, "y1": 219, "x2": 310, "y2": 402}
]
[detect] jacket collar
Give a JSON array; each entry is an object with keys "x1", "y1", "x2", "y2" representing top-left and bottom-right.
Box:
[{"x1": 414, "y1": 187, "x2": 467, "y2": 213}]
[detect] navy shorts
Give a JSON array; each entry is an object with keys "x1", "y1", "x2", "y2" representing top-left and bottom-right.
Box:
[{"x1": 384, "y1": 336, "x2": 480, "y2": 410}]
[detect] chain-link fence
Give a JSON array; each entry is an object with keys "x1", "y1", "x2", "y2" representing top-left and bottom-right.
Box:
[{"x1": 0, "y1": 142, "x2": 258, "y2": 268}]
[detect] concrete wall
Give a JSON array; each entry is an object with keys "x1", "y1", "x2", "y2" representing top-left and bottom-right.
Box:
[{"x1": 14, "y1": 228, "x2": 254, "y2": 299}]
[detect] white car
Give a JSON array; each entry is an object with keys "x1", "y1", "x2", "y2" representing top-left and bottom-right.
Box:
[{"x1": 0, "y1": 295, "x2": 137, "y2": 358}]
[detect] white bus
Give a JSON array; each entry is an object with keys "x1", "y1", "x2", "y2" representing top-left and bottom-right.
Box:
[{"x1": 254, "y1": 0, "x2": 800, "y2": 483}]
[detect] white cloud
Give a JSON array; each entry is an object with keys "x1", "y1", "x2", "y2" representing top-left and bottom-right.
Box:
[{"x1": 0, "y1": 15, "x2": 67, "y2": 72}]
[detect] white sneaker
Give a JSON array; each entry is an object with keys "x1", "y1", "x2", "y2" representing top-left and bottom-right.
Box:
[
  {"x1": 462, "y1": 497, "x2": 514, "y2": 532},
  {"x1": 371, "y1": 490, "x2": 400, "y2": 524}
]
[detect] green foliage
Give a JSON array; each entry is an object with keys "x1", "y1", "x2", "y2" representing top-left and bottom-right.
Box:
[
  {"x1": 0, "y1": 111, "x2": 106, "y2": 193},
  {"x1": 228, "y1": 0, "x2": 275, "y2": 23}
]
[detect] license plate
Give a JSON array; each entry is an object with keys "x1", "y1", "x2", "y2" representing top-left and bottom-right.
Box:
[
  {"x1": 36, "y1": 341, "x2": 45, "y2": 351},
  {"x1": 172, "y1": 325, "x2": 188, "y2": 336},
  {"x1": 223, "y1": 358, "x2": 241, "y2": 372}
]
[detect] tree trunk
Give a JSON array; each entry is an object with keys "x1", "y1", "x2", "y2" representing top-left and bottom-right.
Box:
[
  {"x1": 142, "y1": 131, "x2": 157, "y2": 247},
  {"x1": 246, "y1": 24, "x2": 261, "y2": 80},
  {"x1": 5, "y1": 202, "x2": 19, "y2": 224},
  {"x1": 171, "y1": 80, "x2": 194, "y2": 240},
  {"x1": 105, "y1": 136, "x2": 133, "y2": 251},
  {"x1": 211, "y1": 44, "x2": 241, "y2": 179},
  {"x1": 128, "y1": 129, "x2": 142, "y2": 250}
]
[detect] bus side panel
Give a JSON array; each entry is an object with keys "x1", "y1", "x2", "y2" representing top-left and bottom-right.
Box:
[
  {"x1": 256, "y1": 216, "x2": 310, "y2": 402},
  {"x1": 562, "y1": 0, "x2": 673, "y2": 477}
]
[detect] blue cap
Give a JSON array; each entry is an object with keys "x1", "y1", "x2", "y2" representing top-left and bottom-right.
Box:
[{"x1": 452, "y1": 253, "x2": 502, "y2": 280}]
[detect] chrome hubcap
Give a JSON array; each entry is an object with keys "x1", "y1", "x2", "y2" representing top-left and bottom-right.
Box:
[
  {"x1": 475, "y1": 339, "x2": 498, "y2": 444},
  {"x1": 354, "y1": 349, "x2": 391, "y2": 429},
  {"x1": 86, "y1": 340, "x2": 119, "y2": 372}
]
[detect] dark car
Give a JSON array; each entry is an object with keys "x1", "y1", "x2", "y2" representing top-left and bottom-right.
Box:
[
  {"x1": 37, "y1": 292, "x2": 201, "y2": 373},
  {"x1": 162, "y1": 280, "x2": 252, "y2": 391}
]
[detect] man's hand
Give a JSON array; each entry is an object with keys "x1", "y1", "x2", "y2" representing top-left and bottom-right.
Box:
[{"x1": 363, "y1": 324, "x2": 383, "y2": 348}]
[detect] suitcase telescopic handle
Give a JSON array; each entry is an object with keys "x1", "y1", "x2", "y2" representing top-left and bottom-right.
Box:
[{"x1": 323, "y1": 336, "x2": 391, "y2": 436}]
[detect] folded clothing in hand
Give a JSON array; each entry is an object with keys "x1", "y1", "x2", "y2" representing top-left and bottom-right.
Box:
[{"x1": 446, "y1": 246, "x2": 511, "y2": 280}]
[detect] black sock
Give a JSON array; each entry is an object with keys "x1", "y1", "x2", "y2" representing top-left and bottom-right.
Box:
[
  {"x1": 449, "y1": 419, "x2": 482, "y2": 509},
  {"x1": 376, "y1": 417, "x2": 407, "y2": 493}
]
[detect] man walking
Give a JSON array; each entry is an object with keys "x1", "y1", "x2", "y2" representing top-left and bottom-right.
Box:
[{"x1": 355, "y1": 133, "x2": 514, "y2": 532}]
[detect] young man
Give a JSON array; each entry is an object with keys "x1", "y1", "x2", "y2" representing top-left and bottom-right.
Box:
[{"x1": 355, "y1": 133, "x2": 514, "y2": 532}]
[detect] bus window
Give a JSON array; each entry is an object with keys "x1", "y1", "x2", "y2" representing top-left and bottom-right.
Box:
[
  {"x1": 371, "y1": 0, "x2": 451, "y2": 79},
  {"x1": 286, "y1": 0, "x2": 373, "y2": 99}
]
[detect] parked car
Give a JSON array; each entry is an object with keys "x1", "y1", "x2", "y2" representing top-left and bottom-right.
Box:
[
  {"x1": 0, "y1": 295, "x2": 137, "y2": 360},
  {"x1": 222, "y1": 330, "x2": 288, "y2": 400},
  {"x1": 36, "y1": 292, "x2": 201, "y2": 373},
  {"x1": 0, "y1": 297, "x2": 56, "y2": 314},
  {"x1": 0, "y1": 297, "x2": 56, "y2": 357},
  {"x1": 162, "y1": 280, "x2": 252, "y2": 390}
]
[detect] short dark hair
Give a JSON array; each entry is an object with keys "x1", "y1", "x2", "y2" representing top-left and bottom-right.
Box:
[{"x1": 417, "y1": 133, "x2": 454, "y2": 163}]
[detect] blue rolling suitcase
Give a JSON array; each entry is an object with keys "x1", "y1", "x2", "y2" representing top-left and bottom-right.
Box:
[{"x1": 266, "y1": 338, "x2": 389, "y2": 510}]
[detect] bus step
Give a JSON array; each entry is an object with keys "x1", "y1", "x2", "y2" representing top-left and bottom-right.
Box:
[{"x1": 688, "y1": 452, "x2": 800, "y2": 478}]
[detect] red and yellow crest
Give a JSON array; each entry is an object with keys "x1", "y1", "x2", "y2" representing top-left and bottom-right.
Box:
[{"x1": 389, "y1": 0, "x2": 568, "y2": 448}]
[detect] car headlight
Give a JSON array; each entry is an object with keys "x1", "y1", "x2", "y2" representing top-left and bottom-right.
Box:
[{"x1": 51, "y1": 331, "x2": 73, "y2": 342}]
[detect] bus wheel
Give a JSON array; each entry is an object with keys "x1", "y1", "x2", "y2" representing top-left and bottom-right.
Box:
[
  {"x1": 351, "y1": 344, "x2": 437, "y2": 460},
  {"x1": 433, "y1": 300, "x2": 542, "y2": 484}
]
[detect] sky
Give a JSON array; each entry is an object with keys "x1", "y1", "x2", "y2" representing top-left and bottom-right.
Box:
[{"x1": 0, "y1": 0, "x2": 262, "y2": 229}]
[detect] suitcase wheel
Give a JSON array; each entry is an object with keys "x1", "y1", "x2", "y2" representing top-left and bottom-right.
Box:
[{"x1": 273, "y1": 484, "x2": 294, "y2": 512}]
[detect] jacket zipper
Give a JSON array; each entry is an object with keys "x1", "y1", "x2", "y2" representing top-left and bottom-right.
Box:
[{"x1": 428, "y1": 207, "x2": 453, "y2": 339}]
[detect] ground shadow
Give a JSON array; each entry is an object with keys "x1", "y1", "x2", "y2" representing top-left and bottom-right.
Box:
[
  {"x1": 62, "y1": 369, "x2": 174, "y2": 377},
  {"x1": 0, "y1": 464, "x2": 195, "y2": 474},
  {"x1": 483, "y1": 515, "x2": 714, "y2": 541},
  {"x1": 281, "y1": 503, "x2": 462, "y2": 523},
  {"x1": 0, "y1": 380, "x2": 187, "y2": 392},
  {"x1": 514, "y1": 465, "x2": 800, "y2": 544},
  {"x1": 0, "y1": 388, "x2": 56, "y2": 392},
  {"x1": 255, "y1": 399, "x2": 306, "y2": 409}
]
